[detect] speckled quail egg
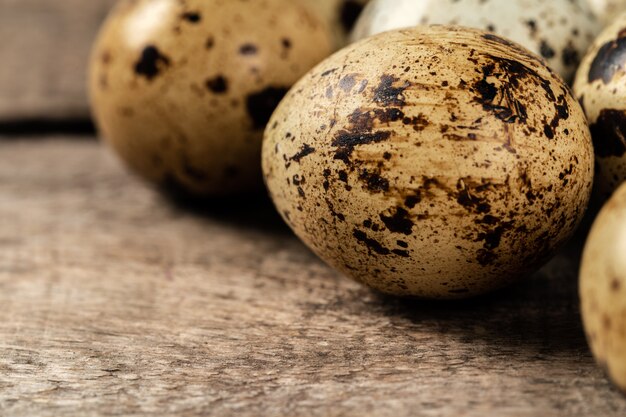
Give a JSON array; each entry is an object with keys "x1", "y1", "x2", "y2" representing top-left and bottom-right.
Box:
[
  {"x1": 262, "y1": 26, "x2": 594, "y2": 299},
  {"x1": 574, "y1": 13, "x2": 626, "y2": 199},
  {"x1": 89, "y1": 0, "x2": 334, "y2": 196},
  {"x1": 351, "y1": 0, "x2": 600, "y2": 82},
  {"x1": 587, "y1": 0, "x2": 626, "y2": 24},
  {"x1": 580, "y1": 182, "x2": 626, "y2": 393},
  {"x1": 304, "y1": 0, "x2": 370, "y2": 47}
]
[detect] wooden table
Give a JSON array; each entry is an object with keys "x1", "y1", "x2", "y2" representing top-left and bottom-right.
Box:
[
  {"x1": 1, "y1": 137, "x2": 625, "y2": 416},
  {"x1": 0, "y1": 0, "x2": 116, "y2": 121}
]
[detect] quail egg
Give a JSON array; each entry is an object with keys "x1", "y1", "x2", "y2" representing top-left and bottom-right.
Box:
[
  {"x1": 574, "y1": 13, "x2": 626, "y2": 199},
  {"x1": 262, "y1": 26, "x2": 594, "y2": 299},
  {"x1": 587, "y1": 0, "x2": 626, "y2": 24},
  {"x1": 352, "y1": 0, "x2": 600, "y2": 82},
  {"x1": 89, "y1": 0, "x2": 334, "y2": 195},
  {"x1": 580, "y1": 182, "x2": 626, "y2": 393}
]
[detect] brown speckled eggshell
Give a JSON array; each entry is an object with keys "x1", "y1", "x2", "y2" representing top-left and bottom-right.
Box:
[
  {"x1": 263, "y1": 26, "x2": 594, "y2": 299},
  {"x1": 580, "y1": 182, "x2": 626, "y2": 393},
  {"x1": 89, "y1": 0, "x2": 334, "y2": 196},
  {"x1": 574, "y1": 12, "x2": 626, "y2": 199}
]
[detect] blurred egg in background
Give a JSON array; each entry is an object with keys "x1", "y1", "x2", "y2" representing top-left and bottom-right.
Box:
[
  {"x1": 89, "y1": 0, "x2": 334, "y2": 196},
  {"x1": 352, "y1": 0, "x2": 601, "y2": 81}
]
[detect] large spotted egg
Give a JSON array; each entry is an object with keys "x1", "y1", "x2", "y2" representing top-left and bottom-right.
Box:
[
  {"x1": 574, "y1": 13, "x2": 626, "y2": 198},
  {"x1": 351, "y1": 0, "x2": 600, "y2": 82},
  {"x1": 262, "y1": 26, "x2": 594, "y2": 299},
  {"x1": 89, "y1": 0, "x2": 334, "y2": 195}
]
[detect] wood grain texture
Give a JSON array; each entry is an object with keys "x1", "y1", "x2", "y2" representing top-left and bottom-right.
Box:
[
  {"x1": 0, "y1": 0, "x2": 116, "y2": 121},
  {"x1": 0, "y1": 138, "x2": 625, "y2": 416}
]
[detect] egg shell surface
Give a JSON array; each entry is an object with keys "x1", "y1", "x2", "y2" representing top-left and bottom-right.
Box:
[
  {"x1": 580, "y1": 182, "x2": 626, "y2": 393},
  {"x1": 574, "y1": 12, "x2": 626, "y2": 198},
  {"x1": 352, "y1": 0, "x2": 600, "y2": 82},
  {"x1": 89, "y1": 0, "x2": 334, "y2": 195},
  {"x1": 263, "y1": 26, "x2": 594, "y2": 299}
]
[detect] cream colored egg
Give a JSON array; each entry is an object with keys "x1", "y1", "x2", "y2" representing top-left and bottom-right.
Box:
[
  {"x1": 262, "y1": 26, "x2": 594, "y2": 299},
  {"x1": 352, "y1": 0, "x2": 600, "y2": 82},
  {"x1": 580, "y1": 182, "x2": 626, "y2": 393},
  {"x1": 89, "y1": 0, "x2": 334, "y2": 196},
  {"x1": 587, "y1": 0, "x2": 626, "y2": 24},
  {"x1": 574, "y1": 13, "x2": 626, "y2": 199}
]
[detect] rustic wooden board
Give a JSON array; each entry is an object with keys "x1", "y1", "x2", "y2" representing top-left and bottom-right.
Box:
[
  {"x1": 0, "y1": 0, "x2": 116, "y2": 121},
  {"x1": 0, "y1": 138, "x2": 625, "y2": 416}
]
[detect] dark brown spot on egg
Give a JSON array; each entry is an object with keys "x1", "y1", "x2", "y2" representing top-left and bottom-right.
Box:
[
  {"x1": 476, "y1": 225, "x2": 508, "y2": 251},
  {"x1": 544, "y1": 124, "x2": 555, "y2": 139},
  {"x1": 561, "y1": 42, "x2": 580, "y2": 69},
  {"x1": 322, "y1": 169, "x2": 331, "y2": 191},
  {"x1": 359, "y1": 169, "x2": 390, "y2": 192},
  {"x1": 348, "y1": 108, "x2": 404, "y2": 132},
  {"x1": 353, "y1": 229, "x2": 391, "y2": 255},
  {"x1": 403, "y1": 114, "x2": 430, "y2": 132},
  {"x1": 290, "y1": 144, "x2": 316, "y2": 162},
  {"x1": 611, "y1": 278, "x2": 622, "y2": 292},
  {"x1": 101, "y1": 50, "x2": 112, "y2": 65},
  {"x1": 380, "y1": 207, "x2": 414, "y2": 235},
  {"x1": 240, "y1": 43, "x2": 258, "y2": 55},
  {"x1": 373, "y1": 75, "x2": 411, "y2": 107},
  {"x1": 134, "y1": 46, "x2": 170, "y2": 80},
  {"x1": 590, "y1": 109, "x2": 626, "y2": 158},
  {"x1": 206, "y1": 75, "x2": 228, "y2": 94},
  {"x1": 471, "y1": 59, "x2": 529, "y2": 124},
  {"x1": 181, "y1": 12, "x2": 201, "y2": 23},
  {"x1": 540, "y1": 40, "x2": 556, "y2": 59},
  {"x1": 332, "y1": 131, "x2": 391, "y2": 163},
  {"x1": 246, "y1": 87, "x2": 289, "y2": 129},
  {"x1": 325, "y1": 198, "x2": 346, "y2": 222},
  {"x1": 404, "y1": 193, "x2": 421, "y2": 209},
  {"x1": 456, "y1": 178, "x2": 492, "y2": 214},
  {"x1": 588, "y1": 36, "x2": 626, "y2": 84}
]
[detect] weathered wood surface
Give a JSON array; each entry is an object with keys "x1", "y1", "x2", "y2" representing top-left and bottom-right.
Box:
[
  {"x1": 0, "y1": 138, "x2": 625, "y2": 416},
  {"x1": 0, "y1": 0, "x2": 116, "y2": 121}
]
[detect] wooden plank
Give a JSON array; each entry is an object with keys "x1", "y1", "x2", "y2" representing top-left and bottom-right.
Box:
[
  {"x1": 0, "y1": 0, "x2": 116, "y2": 121},
  {"x1": 0, "y1": 138, "x2": 625, "y2": 416}
]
